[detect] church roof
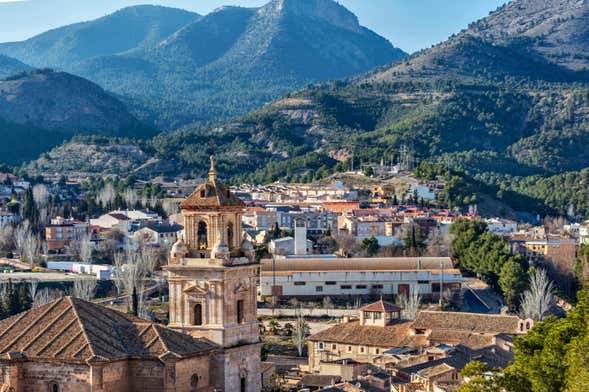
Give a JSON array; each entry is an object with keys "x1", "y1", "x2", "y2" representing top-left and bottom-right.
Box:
[
  {"x1": 180, "y1": 155, "x2": 244, "y2": 211},
  {"x1": 0, "y1": 297, "x2": 216, "y2": 364}
]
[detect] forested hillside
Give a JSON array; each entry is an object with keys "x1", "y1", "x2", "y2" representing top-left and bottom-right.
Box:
[
  {"x1": 18, "y1": 0, "x2": 589, "y2": 219},
  {"x1": 0, "y1": 69, "x2": 153, "y2": 164},
  {"x1": 0, "y1": 0, "x2": 406, "y2": 128}
]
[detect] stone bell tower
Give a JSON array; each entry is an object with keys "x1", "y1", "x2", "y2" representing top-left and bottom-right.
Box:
[{"x1": 166, "y1": 156, "x2": 261, "y2": 392}]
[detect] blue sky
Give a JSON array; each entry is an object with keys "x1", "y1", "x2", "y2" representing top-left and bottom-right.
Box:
[{"x1": 0, "y1": 0, "x2": 506, "y2": 53}]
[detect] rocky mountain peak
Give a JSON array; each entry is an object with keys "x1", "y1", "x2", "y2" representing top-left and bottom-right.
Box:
[{"x1": 261, "y1": 0, "x2": 361, "y2": 33}]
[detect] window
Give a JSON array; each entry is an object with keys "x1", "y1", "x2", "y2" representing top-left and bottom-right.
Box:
[
  {"x1": 373, "y1": 312, "x2": 382, "y2": 320},
  {"x1": 49, "y1": 383, "x2": 59, "y2": 392},
  {"x1": 417, "y1": 280, "x2": 429, "y2": 284},
  {"x1": 356, "y1": 285, "x2": 367, "y2": 289},
  {"x1": 194, "y1": 304, "x2": 203, "y2": 326},
  {"x1": 191, "y1": 374, "x2": 199, "y2": 388},
  {"x1": 319, "y1": 342, "x2": 324, "y2": 350},
  {"x1": 198, "y1": 221, "x2": 208, "y2": 249},
  {"x1": 341, "y1": 285, "x2": 352, "y2": 290},
  {"x1": 347, "y1": 346, "x2": 352, "y2": 352},
  {"x1": 364, "y1": 311, "x2": 372, "y2": 319},
  {"x1": 325, "y1": 281, "x2": 337, "y2": 285},
  {"x1": 375, "y1": 348, "x2": 380, "y2": 354},
  {"x1": 200, "y1": 189, "x2": 205, "y2": 198},
  {"x1": 315, "y1": 286, "x2": 323, "y2": 292},
  {"x1": 237, "y1": 300, "x2": 244, "y2": 324},
  {"x1": 372, "y1": 284, "x2": 383, "y2": 289},
  {"x1": 360, "y1": 347, "x2": 365, "y2": 353},
  {"x1": 294, "y1": 281, "x2": 306, "y2": 286},
  {"x1": 332, "y1": 344, "x2": 337, "y2": 350}
]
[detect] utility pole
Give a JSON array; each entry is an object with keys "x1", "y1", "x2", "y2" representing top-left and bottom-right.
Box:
[
  {"x1": 439, "y1": 259, "x2": 444, "y2": 307},
  {"x1": 272, "y1": 254, "x2": 276, "y2": 316}
]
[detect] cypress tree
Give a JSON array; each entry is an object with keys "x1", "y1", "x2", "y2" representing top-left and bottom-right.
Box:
[
  {"x1": 22, "y1": 187, "x2": 39, "y2": 230},
  {"x1": 132, "y1": 286, "x2": 138, "y2": 317}
]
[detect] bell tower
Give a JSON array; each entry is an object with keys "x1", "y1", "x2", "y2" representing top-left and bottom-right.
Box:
[{"x1": 165, "y1": 156, "x2": 261, "y2": 392}]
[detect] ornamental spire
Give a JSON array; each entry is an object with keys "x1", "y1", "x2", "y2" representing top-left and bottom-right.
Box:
[{"x1": 208, "y1": 154, "x2": 216, "y2": 182}]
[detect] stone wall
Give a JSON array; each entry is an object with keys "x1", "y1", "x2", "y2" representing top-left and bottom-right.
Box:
[
  {"x1": 100, "y1": 360, "x2": 130, "y2": 392},
  {"x1": 174, "y1": 355, "x2": 212, "y2": 392},
  {"x1": 17, "y1": 361, "x2": 90, "y2": 392},
  {"x1": 128, "y1": 360, "x2": 164, "y2": 391},
  {"x1": 211, "y1": 344, "x2": 262, "y2": 392}
]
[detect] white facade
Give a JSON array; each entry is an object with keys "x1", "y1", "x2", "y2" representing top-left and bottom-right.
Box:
[
  {"x1": 260, "y1": 257, "x2": 462, "y2": 298},
  {"x1": 485, "y1": 218, "x2": 518, "y2": 234},
  {"x1": 294, "y1": 218, "x2": 308, "y2": 255},
  {"x1": 260, "y1": 270, "x2": 461, "y2": 297}
]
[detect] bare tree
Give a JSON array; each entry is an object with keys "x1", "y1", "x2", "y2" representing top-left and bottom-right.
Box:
[
  {"x1": 163, "y1": 200, "x2": 179, "y2": 217},
  {"x1": 113, "y1": 248, "x2": 154, "y2": 314},
  {"x1": 34, "y1": 288, "x2": 61, "y2": 308},
  {"x1": 96, "y1": 183, "x2": 116, "y2": 207},
  {"x1": 521, "y1": 268, "x2": 555, "y2": 321},
  {"x1": 292, "y1": 313, "x2": 310, "y2": 357},
  {"x1": 323, "y1": 296, "x2": 334, "y2": 316},
  {"x1": 73, "y1": 279, "x2": 97, "y2": 301},
  {"x1": 23, "y1": 232, "x2": 40, "y2": 266},
  {"x1": 38, "y1": 206, "x2": 49, "y2": 226},
  {"x1": 123, "y1": 188, "x2": 139, "y2": 208},
  {"x1": 14, "y1": 220, "x2": 31, "y2": 258},
  {"x1": 32, "y1": 184, "x2": 50, "y2": 209},
  {"x1": 334, "y1": 233, "x2": 359, "y2": 257},
  {"x1": 27, "y1": 280, "x2": 39, "y2": 302},
  {"x1": 73, "y1": 232, "x2": 94, "y2": 264},
  {"x1": 0, "y1": 225, "x2": 14, "y2": 252},
  {"x1": 396, "y1": 288, "x2": 421, "y2": 320}
]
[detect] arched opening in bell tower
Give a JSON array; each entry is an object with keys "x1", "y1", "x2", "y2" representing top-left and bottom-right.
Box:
[
  {"x1": 198, "y1": 221, "x2": 208, "y2": 249},
  {"x1": 227, "y1": 221, "x2": 234, "y2": 249}
]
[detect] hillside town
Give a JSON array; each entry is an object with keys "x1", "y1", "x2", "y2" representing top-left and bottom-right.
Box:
[
  {"x1": 1, "y1": 0, "x2": 589, "y2": 390},
  {"x1": 0, "y1": 156, "x2": 585, "y2": 391}
]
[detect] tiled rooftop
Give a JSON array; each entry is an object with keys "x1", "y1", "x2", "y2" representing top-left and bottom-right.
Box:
[{"x1": 0, "y1": 297, "x2": 216, "y2": 363}]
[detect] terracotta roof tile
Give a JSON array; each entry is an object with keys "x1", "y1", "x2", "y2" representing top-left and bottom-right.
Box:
[
  {"x1": 309, "y1": 320, "x2": 415, "y2": 347},
  {"x1": 0, "y1": 297, "x2": 216, "y2": 363},
  {"x1": 413, "y1": 311, "x2": 522, "y2": 335},
  {"x1": 360, "y1": 300, "x2": 401, "y2": 313}
]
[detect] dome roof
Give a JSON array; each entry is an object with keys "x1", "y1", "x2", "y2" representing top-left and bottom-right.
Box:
[{"x1": 180, "y1": 155, "x2": 245, "y2": 211}]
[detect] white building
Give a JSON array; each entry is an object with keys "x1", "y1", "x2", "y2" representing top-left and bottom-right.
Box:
[
  {"x1": 268, "y1": 237, "x2": 313, "y2": 256},
  {"x1": 485, "y1": 218, "x2": 518, "y2": 235},
  {"x1": 132, "y1": 224, "x2": 183, "y2": 247},
  {"x1": 260, "y1": 257, "x2": 461, "y2": 299}
]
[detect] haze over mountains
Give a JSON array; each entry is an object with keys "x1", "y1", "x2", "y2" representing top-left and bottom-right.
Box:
[{"x1": 0, "y1": 0, "x2": 406, "y2": 128}]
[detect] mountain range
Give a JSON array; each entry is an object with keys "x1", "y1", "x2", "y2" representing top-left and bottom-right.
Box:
[
  {"x1": 0, "y1": 0, "x2": 406, "y2": 128},
  {"x1": 10, "y1": 0, "x2": 589, "y2": 218},
  {"x1": 70, "y1": 0, "x2": 586, "y2": 218}
]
